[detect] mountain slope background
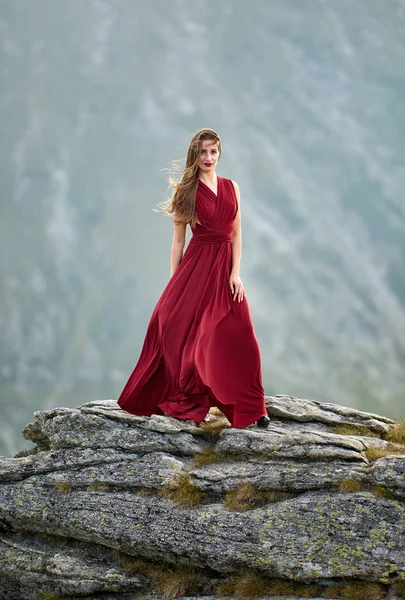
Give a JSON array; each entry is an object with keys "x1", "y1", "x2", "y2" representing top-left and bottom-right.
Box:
[{"x1": 1, "y1": 0, "x2": 404, "y2": 456}]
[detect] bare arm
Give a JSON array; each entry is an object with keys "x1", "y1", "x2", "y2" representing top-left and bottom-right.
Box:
[
  {"x1": 171, "y1": 220, "x2": 187, "y2": 276},
  {"x1": 229, "y1": 181, "x2": 246, "y2": 302},
  {"x1": 231, "y1": 180, "x2": 242, "y2": 276}
]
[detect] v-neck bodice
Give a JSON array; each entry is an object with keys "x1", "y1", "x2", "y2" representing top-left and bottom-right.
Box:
[
  {"x1": 191, "y1": 175, "x2": 237, "y2": 244},
  {"x1": 198, "y1": 176, "x2": 219, "y2": 198}
]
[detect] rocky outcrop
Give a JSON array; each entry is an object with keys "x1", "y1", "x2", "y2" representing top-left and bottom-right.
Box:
[{"x1": 0, "y1": 394, "x2": 405, "y2": 600}]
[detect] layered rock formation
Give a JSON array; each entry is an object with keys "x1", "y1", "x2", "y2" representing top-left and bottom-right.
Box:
[{"x1": 0, "y1": 395, "x2": 405, "y2": 600}]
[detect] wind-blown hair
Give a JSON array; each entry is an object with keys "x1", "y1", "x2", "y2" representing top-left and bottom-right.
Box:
[{"x1": 155, "y1": 128, "x2": 221, "y2": 227}]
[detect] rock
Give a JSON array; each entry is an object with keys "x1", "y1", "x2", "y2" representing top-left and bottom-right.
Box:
[
  {"x1": 369, "y1": 455, "x2": 405, "y2": 501},
  {"x1": 1, "y1": 484, "x2": 404, "y2": 581},
  {"x1": 0, "y1": 532, "x2": 145, "y2": 599},
  {"x1": 215, "y1": 427, "x2": 368, "y2": 461},
  {"x1": 266, "y1": 394, "x2": 395, "y2": 433},
  {"x1": 0, "y1": 395, "x2": 404, "y2": 599},
  {"x1": 191, "y1": 459, "x2": 370, "y2": 492},
  {"x1": 23, "y1": 402, "x2": 202, "y2": 455},
  {"x1": 54, "y1": 597, "x2": 331, "y2": 600},
  {"x1": 14, "y1": 450, "x2": 186, "y2": 489}
]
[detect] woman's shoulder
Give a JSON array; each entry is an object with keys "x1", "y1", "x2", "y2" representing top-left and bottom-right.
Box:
[
  {"x1": 220, "y1": 175, "x2": 239, "y2": 194},
  {"x1": 220, "y1": 175, "x2": 238, "y2": 187}
]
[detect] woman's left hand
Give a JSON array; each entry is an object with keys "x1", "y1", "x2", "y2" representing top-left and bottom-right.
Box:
[{"x1": 230, "y1": 273, "x2": 246, "y2": 302}]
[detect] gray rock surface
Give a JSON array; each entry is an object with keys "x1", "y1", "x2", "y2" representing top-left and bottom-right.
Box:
[
  {"x1": 191, "y1": 458, "x2": 370, "y2": 492},
  {"x1": 0, "y1": 394, "x2": 404, "y2": 599},
  {"x1": 266, "y1": 395, "x2": 396, "y2": 431},
  {"x1": 370, "y1": 455, "x2": 405, "y2": 500}
]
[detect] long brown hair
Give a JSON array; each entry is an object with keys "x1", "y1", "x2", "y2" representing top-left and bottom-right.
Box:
[{"x1": 155, "y1": 128, "x2": 222, "y2": 227}]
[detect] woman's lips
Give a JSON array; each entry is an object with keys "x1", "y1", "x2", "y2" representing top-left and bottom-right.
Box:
[{"x1": 204, "y1": 163, "x2": 213, "y2": 166}]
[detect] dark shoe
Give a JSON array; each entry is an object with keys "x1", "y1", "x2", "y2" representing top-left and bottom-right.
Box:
[{"x1": 256, "y1": 415, "x2": 270, "y2": 428}]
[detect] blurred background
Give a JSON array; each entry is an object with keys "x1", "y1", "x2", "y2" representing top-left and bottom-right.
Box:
[{"x1": 1, "y1": 0, "x2": 404, "y2": 457}]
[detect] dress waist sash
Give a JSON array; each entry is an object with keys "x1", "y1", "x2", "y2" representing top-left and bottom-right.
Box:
[{"x1": 190, "y1": 234, "x2": 232, "y2": 244}]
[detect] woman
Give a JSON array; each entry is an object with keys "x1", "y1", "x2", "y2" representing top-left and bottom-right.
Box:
[{"x1": 117, "y1": 128, "x2": 270, "y2": 429}]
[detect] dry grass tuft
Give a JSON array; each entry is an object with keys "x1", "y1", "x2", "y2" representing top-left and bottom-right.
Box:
[
  {"x1": 224, "y1": 484, "x2": 286, "y2": 511},
  {"x1": 340, "y1": 582, "x2": 386, "y2": 600},
  {"x1": 160, "y1": 473, "x2": 203, "y2": 507},
  {"x1": 386, "y1": 441, "x2": 405, "y2": 455},
  {"x1": 112, "y1": 548, "x2": 150, "y2": 576},
  {"x1": 338, "y1": 478, "x2": 363, "y2": 493},
  {"x1": 294, "y1": 583, "x2": 324, "y2": 597},
  {"x1": 216, "y1": 571, "x2": 297, "y2": 598},
  {"x1": 392, "y1": 577, "x2": 405, "y2": 597},
  {"x1": 260, "y1": 577, "x2": 297, "y2": 596},
  {"x1": 193, "y1": 447, "x2": 222, "y2": 467},
  {"x1": 323, "y1": 581, "x2": 386, "y2": 599},
  {"x1": 217, "y1": 450, "x2": 244, "y2": 461},
  {"x1": 86, "y1": 482, "x2": 110, "y2": 491},
  {"x1": 365, "y1": 442, "x2": 405, "y2": 462},
  {"x1": 365, "y1": 446, "x2": 389, "y2": 462},
  {"x1": 138, "y1": 486, "x2": 157, "y2": 497},
  {"x1": 200, "y1": 419, "x2": 230, "y2": 440},
  {"x1": 331, "y1": 424, "x2": 382, "y2": 438},
  {"x1": 154, "y1": 567, "x2": 208, "y2": 598},
  {"x1": 372, "y1": 484, "x2": 395, "y2": 499},
  {"x1": 209, "y1": 406, "x2": 225, "y2": 416},
  {"x1": 264, "y1": 489, "x2": 290, "y2": 502},
  {"x1": 225, "y1": 483, "x2": 264, "y2": 511},
  {"x1": 112, "y1": 549, "x2": 209, "y2": 598},
  {"x1": 323, "y1": 586, "x2": 342, "y2": 599},
  {"x1": 35, "y1": 594, "x2": 61, "y2": 600},
  {"x1": 385, "y1": 417, "x2": 405, "y2": 444},
  {"x1": 53, "y1": 481, "x2": 72, "y2": 494},
  {"x1": 199, "y1": 407, "x2": 230, "y2": 439},
  {"x1": 110, "y1": 552, "x2": 396, "y2": 600}
]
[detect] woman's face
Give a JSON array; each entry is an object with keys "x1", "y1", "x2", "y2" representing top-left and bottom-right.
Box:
[{"x1": 197, "y1": 139, "x2": 220, "y2": 174}]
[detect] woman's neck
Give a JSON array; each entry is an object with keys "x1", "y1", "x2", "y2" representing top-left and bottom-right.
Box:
[{"x1": 198, "y1": 172, "x2": 217, "y2": 185}]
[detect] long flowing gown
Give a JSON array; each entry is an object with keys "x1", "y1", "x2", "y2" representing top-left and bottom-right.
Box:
[{"x1": 117, "y1": 175, "x2": 268, "y2": 428}]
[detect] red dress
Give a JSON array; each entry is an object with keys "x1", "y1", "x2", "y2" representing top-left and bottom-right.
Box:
[{"x1": 117, "y1": 175, "x2": 267, "y2": 427}]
